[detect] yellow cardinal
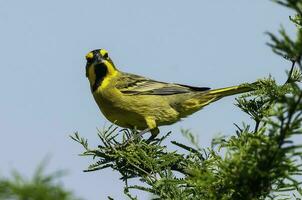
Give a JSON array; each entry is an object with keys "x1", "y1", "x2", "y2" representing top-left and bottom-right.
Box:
[{"x1": 85, "y1": 49, "x2": 253, "y2": 139}]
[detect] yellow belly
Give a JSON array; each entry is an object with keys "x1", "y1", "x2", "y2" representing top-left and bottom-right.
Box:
[{"x1": 93, "y1": 90, "x2": 180, "y2": 130}]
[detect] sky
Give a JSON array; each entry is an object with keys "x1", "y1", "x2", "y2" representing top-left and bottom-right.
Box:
[{"x1": 0, "y1": 0, "x2": 295, "y2": 199}]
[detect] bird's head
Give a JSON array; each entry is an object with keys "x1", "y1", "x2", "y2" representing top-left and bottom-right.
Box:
[{"x1": 85, "y1": 49, "x2": 118, "y2": 92}]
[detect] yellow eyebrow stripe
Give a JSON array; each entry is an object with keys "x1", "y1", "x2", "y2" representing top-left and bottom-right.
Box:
[
  {"x1": 100, "y1": 49, "x2": 108, "y2": 57},
  {"x1": 86, "y1": 52, "x2": 93, "y2": 60}
]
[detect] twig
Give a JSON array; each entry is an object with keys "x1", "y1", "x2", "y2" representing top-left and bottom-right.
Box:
[{"x1": 285, "y1": 60, "x2": 296, "y2": 84}]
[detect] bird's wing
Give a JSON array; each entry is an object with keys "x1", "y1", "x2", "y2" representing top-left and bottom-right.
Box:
[{"x1": 115, "y1": 72, "x2": 210, "y2": 95}]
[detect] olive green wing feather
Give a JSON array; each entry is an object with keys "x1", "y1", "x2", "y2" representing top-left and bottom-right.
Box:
[{"x1": 116, "y1": 72, "x2": 210, "y2": 95}]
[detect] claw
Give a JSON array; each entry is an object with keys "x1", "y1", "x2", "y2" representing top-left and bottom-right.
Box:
[{"x1": 116, "y1": 128, "x2": 151, "y2": 148}]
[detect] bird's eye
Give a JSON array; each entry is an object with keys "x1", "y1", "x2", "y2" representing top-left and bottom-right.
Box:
[
  {"x1": 100, "y1": 49, "x2": 109, "y2": 60},
  {"x1": 103, "y1": 52, "x2": 109, "y2": 59}
]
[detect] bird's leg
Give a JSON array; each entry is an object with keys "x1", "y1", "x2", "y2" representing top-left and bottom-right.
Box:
[
  {"x1": 117, "y1": 117, "x2": 159, "y2": 147},
  {"x1": 146, "y1": 117, "x2": 158, "y2": 134},
  {"x1": 117, "y1": 128, "x2": 151, "y2": 148},
  {"x1": 117, "y1": 127, "x2": 160, "y2": 148},
  {"x1": 136, "y1": 128, "x2": 151, "y2": 138},
  {"x1": 145, "y1": 117, "x2": 159, "y2": 142},
  {"x1": 146, "y1": 128, "x2": 160, "y2": 142}
]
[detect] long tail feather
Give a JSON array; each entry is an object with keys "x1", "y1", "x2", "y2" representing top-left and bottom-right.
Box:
[
  {"x1": 194, "y1": 83, "x2": 255, "y2": 109},
  {"x1": 179, "y1": 83, "x2": 255, "y2": 117},
  {"x1": 207, "y1": 84, "x2": 254, "y2": 98}
]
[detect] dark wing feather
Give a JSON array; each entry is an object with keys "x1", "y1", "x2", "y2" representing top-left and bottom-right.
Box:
[{"x1": 116, "y1": 72, "x2": 210, "y2": 95}]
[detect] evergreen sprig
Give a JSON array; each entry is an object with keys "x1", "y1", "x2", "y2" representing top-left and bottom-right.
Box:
[{"x1": 267, "y1": 0, "x2": 302, "y2": 68}]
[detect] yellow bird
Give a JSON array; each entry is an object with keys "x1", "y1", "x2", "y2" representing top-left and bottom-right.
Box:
[{"x1": 85, "y1": 49, "x2": 254, "y2": 140}]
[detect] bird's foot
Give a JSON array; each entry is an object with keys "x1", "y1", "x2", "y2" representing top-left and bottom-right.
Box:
[{"x1": 116, "y1": 128, "x2": 151, "y2": 148}]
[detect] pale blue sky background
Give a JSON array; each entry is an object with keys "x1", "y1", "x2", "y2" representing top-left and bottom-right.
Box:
[{"x1": 0, "y1": 1, "x2": 294, "y2": 199}]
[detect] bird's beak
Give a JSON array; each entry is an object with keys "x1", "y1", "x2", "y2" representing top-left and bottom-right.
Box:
[{"x1": 94, "y1": 53, "x2": 105, "y2": 65}]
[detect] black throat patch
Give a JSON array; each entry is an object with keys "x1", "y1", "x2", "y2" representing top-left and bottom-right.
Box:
[{"x1": 92, "y1": 63, "x2": 108, "y2": 92}]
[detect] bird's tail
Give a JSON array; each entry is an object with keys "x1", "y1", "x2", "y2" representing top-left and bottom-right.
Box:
[
  {"x1": 194, "y1": 83, "x2": 255, "y2": 109},
  {"x1": 207, "y1": 84, "x2": 254, "y2": 98},
  {"x1": 178, "y1": 82, "x2": 256, "y2": 118}
]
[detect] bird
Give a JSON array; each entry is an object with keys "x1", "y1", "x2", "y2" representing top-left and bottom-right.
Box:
[{"x1": 85, "y1": 49, "x2": 254, "y2": 140}]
